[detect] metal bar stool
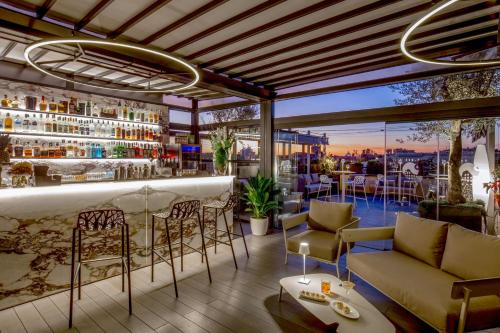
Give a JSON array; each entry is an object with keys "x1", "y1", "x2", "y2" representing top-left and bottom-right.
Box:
[
  {"x1": 69, "y1": 209, "x2": 132, "y2": 328},
  {"x1": 202, "y1": 193, "x2": 249, "y2": 269},
  {"x1": 151, "y1": 199, "x2": 211, "y2": 298}
]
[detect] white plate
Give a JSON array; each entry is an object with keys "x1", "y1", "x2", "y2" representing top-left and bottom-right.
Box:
[{"x1": 330, "y1": 301, "x2": 360, "y2": 319}]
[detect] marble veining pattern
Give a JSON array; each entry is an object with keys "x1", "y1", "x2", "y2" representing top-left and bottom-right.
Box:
[{"x1": 0, "y1": 177, "x2": 233, "y2": 309}]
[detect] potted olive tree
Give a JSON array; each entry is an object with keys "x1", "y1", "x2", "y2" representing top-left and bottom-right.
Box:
[
  {"x1": 244, "y1": 174, "x2": 278, "y2": 236},
  {"x1": 209, "y1": 127, "x2": 235, "y2": 175}
]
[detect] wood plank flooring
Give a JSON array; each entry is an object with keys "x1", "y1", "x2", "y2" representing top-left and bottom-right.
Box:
[{"x1": 0, "y1": 224, "x2": 442, "y2": 333}]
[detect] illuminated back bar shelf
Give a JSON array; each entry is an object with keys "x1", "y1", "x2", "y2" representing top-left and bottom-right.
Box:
[
  {"x1": 1, "y1": 130, "x2": 159, "y2": 144},
  {"x1": 0, "y1": 106, "x2": 161, "y2": 127}
]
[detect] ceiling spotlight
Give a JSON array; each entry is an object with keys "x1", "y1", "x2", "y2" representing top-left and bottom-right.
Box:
[
  {"x1": 24, "y1": 37, "x2": 199, "y2": 93},
  {"x1": 400, "y1": 0, "x2": 500, "y2": 66}
]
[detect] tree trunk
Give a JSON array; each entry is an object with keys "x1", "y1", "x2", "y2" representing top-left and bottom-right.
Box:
[{"x1": 447, "y1": 119, "x2": 466, "y2": 204}]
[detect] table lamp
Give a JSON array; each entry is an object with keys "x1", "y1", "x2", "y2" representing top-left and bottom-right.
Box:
[{"x1": 298, "y1": 242, "x2": 311, "y2": 284}]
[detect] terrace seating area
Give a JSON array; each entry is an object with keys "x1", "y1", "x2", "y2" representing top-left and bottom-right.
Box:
[{"x1": 1, "y1": 1, "x2": 500, "y2": 333}]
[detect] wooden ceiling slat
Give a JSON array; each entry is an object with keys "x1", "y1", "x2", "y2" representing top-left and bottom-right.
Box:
[
  {"x1": 74, "y1": 0, "x2": 114, "y2": 31},
  {"x1": 237, "y1": 14, "x2": 497, "y2": 79},
  {"x1": 260, "y1": 28, "x2": 497, "y2": 86},
  {"x1": 273, "y1": 36, "x2": 498, "y2": 89},
  {"x1": 36, "y1": 0, "x2": 58, "y2": 19},
  {"x1": 73, "y1": 64, "x2": 95, "y2": 74},
  {"x1": 140, "y1": 0, "x2": 229, "y2": 45},
  {"x1": 202, "y1": 0, "x2": 397, "y2": 68},
  {"x1": 107, "y1": 0, "x2": 173, "y2": 39},
  {"x1": 245, "y1": 16, "x2": 499, "y2": 81},
  {"x1": 219, "y1": 1, "x2": 494, "y2": 75},
  {"x1": 0, "y1": 41, "x2": 16, "y2": 60},
  {"x1": 185, "y1": 0, "x2": 338, "y2": 61},
  {"x1": 165, "y1": 0, "x2": 285, "y2": 52}
]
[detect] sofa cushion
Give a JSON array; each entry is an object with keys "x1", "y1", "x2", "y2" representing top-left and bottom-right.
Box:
[
  {"x1": 348, "y1": 251, "x2": 500, "y2": 332},
  {"x1": 307, "y1": 200, "x2": 352, "y2": 233},
  {"x1": 393, "y1": 212, "x2": 448, "y2": 268},
  {"x1": 304, "y1": 174, "x2": 313, "y2": 185},
  {"x1": 441, "y1": 224, "x2": 500, "y2": 280},
  {"x1": 287, "y1": 229, "x2": 339, "y2": 262}
]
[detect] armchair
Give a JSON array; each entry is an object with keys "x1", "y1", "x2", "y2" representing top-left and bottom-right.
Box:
[{"x1": 282, "y1": 200, "x2": 360, "y2": 277}]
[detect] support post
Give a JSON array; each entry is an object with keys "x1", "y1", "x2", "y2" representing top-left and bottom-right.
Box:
[
  {"x1": 191, "y1": 100, "x2": 199, "y2": 144},
  {"x1": 259, "y1": 100, "x2": 274, "y2": 178}
]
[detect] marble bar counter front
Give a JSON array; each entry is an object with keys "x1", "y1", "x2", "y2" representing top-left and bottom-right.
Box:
[{"x1": 0, "y1": 176, "x2": 234, "y2": 310}]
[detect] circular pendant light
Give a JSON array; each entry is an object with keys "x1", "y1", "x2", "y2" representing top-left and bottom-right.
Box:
[
  {"x1": 24, "y1": 37, "x2": 199, "y2": 93},
  {"x1": 400, "y1": 0, "x2": 500, "y2": 66}
]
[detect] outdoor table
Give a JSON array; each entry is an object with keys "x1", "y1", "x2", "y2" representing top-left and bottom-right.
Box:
[{"x1": 331, "y1": 170, "x2": 355, "y2": 203}]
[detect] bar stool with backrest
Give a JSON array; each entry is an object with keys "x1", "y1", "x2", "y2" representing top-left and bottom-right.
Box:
[
  {"x1": 202, "y1": 193, "x2": 249, "y2": 269},
  {"x1": 69, "y1": 209, "x2": 132, "y2": 328},
  {"x1": 151, "y1": 199, "x2": 211, "y2": 298}
]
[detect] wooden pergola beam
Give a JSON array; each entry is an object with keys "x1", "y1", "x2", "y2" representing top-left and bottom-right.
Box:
[
  {"x1": 140, "y1": 0, "x2": 228, "y2": 45},
  {"x1": 203, "y1": 0, "x2": 397, "y2": 68},
  {"x1": 185, "y1": 0, "x2": 337, "y2": 61},
  {"x1": 165, "y1": 0, "x2": 285, "y2": 52},
  {"x1": 107, "y1": 0, "x2": 172, "y2": 39},
  {"x1": 74, "y1": 0, "x2": 114, "y2": 31},
  {"x1": 36, "y1": 0, "x2": 57, "y2": 19}
]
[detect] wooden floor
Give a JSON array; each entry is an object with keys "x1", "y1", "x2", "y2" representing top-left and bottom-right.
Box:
[{"x1": 0, "y1": 224, "x2": 440, "y2": 333}]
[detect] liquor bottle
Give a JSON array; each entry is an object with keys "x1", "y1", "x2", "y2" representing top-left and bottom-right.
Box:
[
  {"x1": 115, "y1": 124, "x2": 121, "y2": 139},
  {"x1": 51, "y1": 114, "x2": 57, "y2": 133},
  {"x1": 140, "y1": 126, "x2": 145, "y2": 141},
  {"x1": 0, "y1": 113, "x2": 3, "y2": 129},
  {"x1": 89, "y1": 120, "x2": 96, "y2": 136},
  {"x1": 79, "y1": 142, "x2": 86, "y2": 158},
  {"x1": 121, "y1": 126, "x2": 125, "y2": 139},
  {"x1": 92, "y1": 103, "x2": 99, "y2": 117},
  {"x1": 79, "y1": 120, "x2": 85, "y2": 136},
  {"x1": 85, "y1": 143, "x2": 92, "y2": 158},
  {"x1": 41, "y1": 143, "x2": 49, "y2": 158},
  {"x1": 22, "y1": 114, "x2": 31, "y2": 132},
  {"x1": 95, "y1": 120, "x2": 101, "y2": 137},
  {"x1": 131, "y1": 125, "x2": 136, "y2": 140},
  {"x1": 63, "y1": 117, "x2": 69, "y2": 134},
  {"x1": 44, "y1": 114, "x2": 52, "y2": 133},
  {"x1": 24, "y1": 141, "x2": 33, "y2": 157},
  {"x1": 73, "y1": 119, "x2": 79, "y2": 135},
  {"x1": 117, "y1": 101, "x2": 123, "y2": 119},
  {"x1": 1, "y1": 95, "x2": 9, "y2": 107},
  {"x1": 58, "y1": 100, "x2": 66, "y2": 113},
  {"x1": 33, "y1": 140, "x2": 41, "y2": 158},
  {"x1": 140, "y1": 110, "x2": 145, "y2": 122},
  {"x1": 144, "y1": 127, "x2": 150, "y2": 141},
  {"x1": 95, "y1": 144, "x2": 102, "y2": 158},
  {"x1": 14, "y1": 140, "x2": 23, "y2": 157},
  {"x1": 101, "y1": 144, "x2": 107, "y2": 159},
  {"x1": 54, "y1": 143, "x2": 62, "y2": 158},
  {"x1": 109, "y1": 121, "x2": 115, "y2": 138},
  {"x1": 56, "y1": 116, "x2": 63, "y2": 133},
  {"x1": 69, "y1": 118, "x2": 75, "y2": 134},
  {"x1": 123, "y1": 104, "x2": 128, "y2": 120},
  {"x1": 66, "y1": 140, "x2": 74, "y2": 158},
  {"x1": 49, "y1": 98, "x2": 58, "y2": 112},
  {"x1": 85, "y1": 121, "x2": 90, "y2": 136},
  {"x1": 39, "y1": 96, "x2": 47, "y2": 111},
  {"x1": 11, "y1": 96, "x2": 20, "y2": 108},
  {"x1": 34, "y1": 114, "x2": 42, "y2": 132},
  {"x1": 14, "y1": 114, "x2": 22, "y2": 131},
  {"x1": 127, "y1": 107, "x2": 134, "y2": 121},
  {"x1": 85, "y1": 100, "x2": 92, "y2": 116},
  {"x1": 148, "y1": 110, "x2": 154, "y2": 123},
  {"x1": 153, "y1": 110, "x2": 159, "y2": 123},
  {"x1": 125, "y1": 124, "x2": 131, "y2": 140},
  {"x1": 60, "y1": 140, "x2": 67, "y2": 158},
  {"x1": 68, "y1": 97, "x2": 77, "y2": 114},
  {"x1": 73, "y1": 141, "x2": 79, "y2": 158}
]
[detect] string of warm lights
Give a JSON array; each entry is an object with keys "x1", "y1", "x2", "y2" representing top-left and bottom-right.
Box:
[
  {"x1": 24, "y1": 37, "x2": 199, "y2": 93},
  {"x1": 400, "y1": 0, "x2": 500, "y2": 66}
]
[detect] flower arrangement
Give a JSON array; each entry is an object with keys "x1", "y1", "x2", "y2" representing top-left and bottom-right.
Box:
[{"x1": 210, "y1": 127, "x2": 235, "y2": 175}]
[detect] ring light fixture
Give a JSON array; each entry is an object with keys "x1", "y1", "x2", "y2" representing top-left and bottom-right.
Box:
[
  {"x1": 24, "y1": 37, "x2": 199, "y2": 93},
  {"x1": 400, "y1": 0, "x2": 500, "y2": 66}
]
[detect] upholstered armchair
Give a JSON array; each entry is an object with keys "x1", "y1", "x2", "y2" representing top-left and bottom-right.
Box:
[{"x1": 282, "y1": 200, "x2": 360, "y2": 277}]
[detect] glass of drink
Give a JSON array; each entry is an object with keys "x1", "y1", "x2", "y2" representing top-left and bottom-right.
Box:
[
  {"x1": 341, "y1": 280, "x2": 355, "y2": 296},
  {"x1": 321, "y1": 279, "x2": 331, "y2": 294}
]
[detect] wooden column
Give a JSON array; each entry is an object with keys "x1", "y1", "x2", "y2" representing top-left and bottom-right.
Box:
[
  {"x1": 191, "y1": 99, "x2": 199, "y2": 144},
  {"x1": 259, "y1": 100, "x2": 274, "y2": 178}
]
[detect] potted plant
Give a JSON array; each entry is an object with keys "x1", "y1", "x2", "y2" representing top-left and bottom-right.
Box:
[
  {"x1": 244, "y1": 174, "x2": 279, "y2": 236},
  {"x1": 210, "y1": 127, "x2": 235, "y2": 175}
]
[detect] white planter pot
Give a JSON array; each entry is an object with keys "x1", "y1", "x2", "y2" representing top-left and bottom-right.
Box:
[{"x1": 250, "y1": 217, "x2": 269, "y2": 236}]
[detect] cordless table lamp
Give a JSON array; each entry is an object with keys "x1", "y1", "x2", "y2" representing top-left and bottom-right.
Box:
[{"x1": 298, "y1": 242, "x2": 311, "y2": 284}]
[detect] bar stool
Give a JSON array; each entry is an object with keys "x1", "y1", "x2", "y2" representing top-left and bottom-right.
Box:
[
  {"x1": 69, "y1": 209, "x2": 131, "y2": 328},
  {"x1": 151, "y1": 200, "x2": 211, "y2": 298},
  {"x1": 202, "y1": 193, "x2": 249, "y2": 269}
]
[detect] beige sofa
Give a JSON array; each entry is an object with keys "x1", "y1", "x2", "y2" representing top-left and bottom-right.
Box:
[
  {"x1": 342, "y1": 213, "x2": 500, "y2": 333},
  {"x1": 282, "y1": 200, "x2": 359, "y2": 277}
]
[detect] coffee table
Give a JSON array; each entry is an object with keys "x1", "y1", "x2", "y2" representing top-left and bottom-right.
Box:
[{"x1": 279, "y1": 273, "x2": 395, "y2": 332}]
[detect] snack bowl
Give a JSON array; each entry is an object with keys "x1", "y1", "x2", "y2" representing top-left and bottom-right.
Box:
[{"x1": 330, "y1": 300, "x2": 360, "y2": 319}]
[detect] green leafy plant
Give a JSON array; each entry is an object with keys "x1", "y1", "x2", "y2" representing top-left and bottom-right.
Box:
[
  {"x1": 210, "y1": 127, "x2": 235, "y2": 175},
  {"x1": 244, "y1": 174, "x2": 279, "y2": 218},
  {"x1": 319, "y1": 155, "x2": 337, "y2": 175}
]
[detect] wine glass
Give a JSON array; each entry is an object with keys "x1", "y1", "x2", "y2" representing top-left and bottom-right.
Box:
[{"x1": 341, "y1": 281, "x2": 355, "y2": 298}]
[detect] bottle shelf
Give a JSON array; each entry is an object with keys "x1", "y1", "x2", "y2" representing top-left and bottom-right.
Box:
[
  {"x1": 0, "y1": 106, "x2": 161, "y2": 127},
  {"x1": 1, "y1": 131, "x2": 160, "y2": 144},
  {"x1": 11, "y1": 158, "x2": 152, "y2": 161}
]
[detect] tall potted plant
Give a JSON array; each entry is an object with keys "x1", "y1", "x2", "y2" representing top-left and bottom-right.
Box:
[
  {"x1": 244, "y1": 174, "x2": 278, "y2": 236},
  {"x1": 210, "y1": 127, "x2": 235, "y2": 175}
]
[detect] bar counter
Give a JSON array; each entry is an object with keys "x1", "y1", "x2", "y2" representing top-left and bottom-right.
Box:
[{"x1": 0, "y1": 176, "x2": 234, "y2": 309}]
